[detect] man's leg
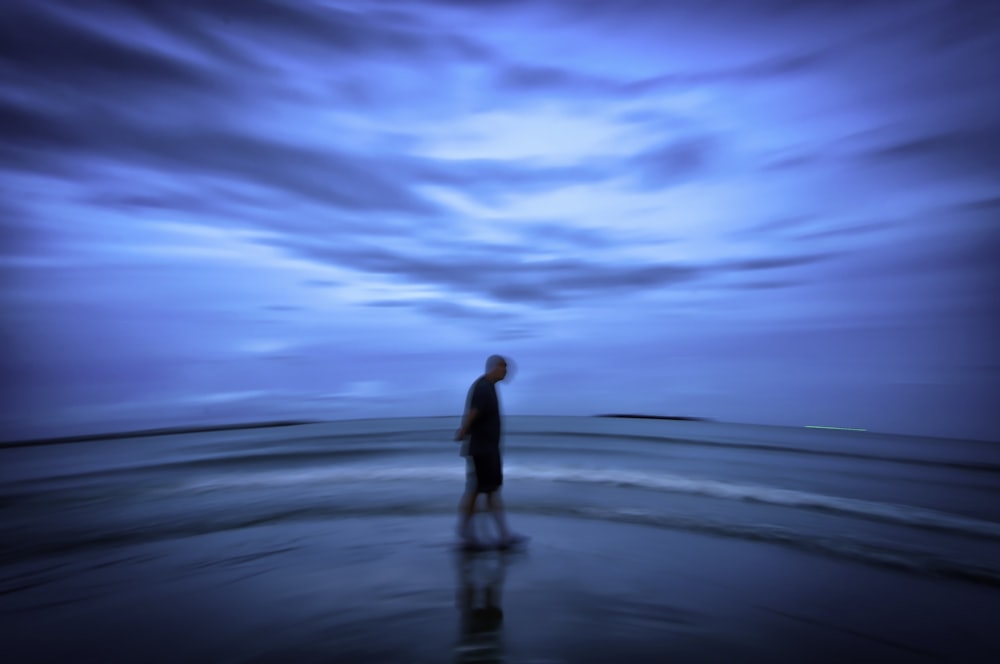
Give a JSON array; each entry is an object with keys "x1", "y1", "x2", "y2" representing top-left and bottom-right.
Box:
[
  {"x1": 457, "y1": 491, "x2": 478, "y2": 541},
  {"x1": 486, "y1": 492, "x2": 528, "y2": 546},
  {"x1": 479, "y1": 449, "x2": 517, "y2": 543},
  {"x1": 485, "y1": 491, "x2": 511, "y2": 541},
  {"x1": 457, "y1": 457, "x2": 479, "y2": 541}
]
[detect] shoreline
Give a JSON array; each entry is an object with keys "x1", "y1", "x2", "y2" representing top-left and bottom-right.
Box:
[
  {"x1": 2, "y1": 412, "x2": 997, "y2": 448},
  {"x1": 0, "y1": 420, "x2": 322, "y2": 448},
  {"x1": 596, "y1": 413, "x2": 711, "y2": 422},
  {"x1": 4, "y1": 414, "x2": 710, "y2": 448}
]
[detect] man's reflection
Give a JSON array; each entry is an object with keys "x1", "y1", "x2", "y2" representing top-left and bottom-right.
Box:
[{"x1": 453, "y1": 550, "x2": 510, "y2": 663}]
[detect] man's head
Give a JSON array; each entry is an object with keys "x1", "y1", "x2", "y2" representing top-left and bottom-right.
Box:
[{"x1": 485, "y1": 354, "x2": 508, "y2": 383}]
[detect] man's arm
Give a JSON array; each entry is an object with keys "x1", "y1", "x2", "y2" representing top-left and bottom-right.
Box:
[
  {"x1": 455, "y1": 408, "x2": 478, "y2": 441},
  {"x1": 456, "y1": 378, "x2": 487, "y2": 441}
]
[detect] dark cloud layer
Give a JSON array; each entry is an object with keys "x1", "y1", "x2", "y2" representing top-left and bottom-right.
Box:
[
  {"x1": 264, "y1": 233, "x2": 837, "y2": 309},
  {"x1": 0, "y1": 3, "x2": 224, "y2": 95},
  {"x1": 492, "y1": 48, "x2": 836, "y2": 101},
  {"x1": 0, "y1": 96, "x2": 442, "y2": 215},
  {"x1": 7, "y1": 0, "x2": 485, "y2": 67},
  {"x1": 366, "y1": 298, "x2": 515, "y2": 322},
  {"x1": 866, "y1": 125, "x2": 1000, "y2": 178},
  {"x1": 266, "y1": 236, "x2": 702, "y2": 306},
  {"x1": 628, "y1": 137, "x2": 716, "y2": 188}
]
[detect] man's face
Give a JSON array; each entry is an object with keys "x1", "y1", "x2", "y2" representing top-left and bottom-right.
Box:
[{"x1": 494, "y1": 361, "x2": 508, "y2": 382}]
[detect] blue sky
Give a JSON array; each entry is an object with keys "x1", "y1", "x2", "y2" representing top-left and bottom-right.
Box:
[{"x1": 1, "y1": 0, "x2": 998, "y2": 441}]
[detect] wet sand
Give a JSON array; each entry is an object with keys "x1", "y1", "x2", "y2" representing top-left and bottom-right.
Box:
[{"x1": 5, "y1": 512, "x2": 999, "y2": 663}]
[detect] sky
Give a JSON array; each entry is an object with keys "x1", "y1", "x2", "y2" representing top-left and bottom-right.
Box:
[{"x1": 1, "y1": 0, "x2": 998, "y2": 442}]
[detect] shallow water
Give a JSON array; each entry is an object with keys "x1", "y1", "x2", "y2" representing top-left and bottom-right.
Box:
[{"x1": 2, "y1": 416, "x2": 999, "y2": 662}]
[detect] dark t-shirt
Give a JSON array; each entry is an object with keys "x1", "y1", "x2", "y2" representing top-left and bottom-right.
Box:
[{"x1": 466, "y1": 375, "x2": 501, "y2": 456}]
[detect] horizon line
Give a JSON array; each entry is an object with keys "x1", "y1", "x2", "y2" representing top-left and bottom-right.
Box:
[{"x1": 1, "y1": 413, "x2": 995, "y2": 448}]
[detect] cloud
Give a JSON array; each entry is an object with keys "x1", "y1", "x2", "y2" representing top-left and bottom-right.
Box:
[
  {"x1": 630, "y1": 50, "x2": 833, "y2": 93},
  {"x1": 413, "y1": 157, "x2": 611, "y2": 203},
  {"x1": 730, "y1": 215, "x2": 892, "y2": 243},
  {"x1": 0, "y1": 95, "x2": 443, "y2": 215},
  {"x1": 0, "y1": 198, "x2": 46, "y2": 260},
  {"x1": 366, "y1": 298, "x2": 514, "y2": 322},
  {"x1": 954, "y1": 196, "x2": 1000, "y2": 213},
  {"x1": 494, "y1": 64, "x2": 618, "y2": 96},
  {"x1": 268, "y1": 230, "x2": 836, "y2": 309},
  {"x1": 627, "y1": 136, "x2": 716, "y2": 189},
  {"x1": 125, "y1": 129, "x2": 440, "y2": 214},
  {"x1": 793, "y1": 221, "x2": 889, "y2": 242},
  {"x1": 492, "y1": 48, "x2": 833, "y2": 102},
  {"x1": 516, "y1": 222, "x2": 620, "y2": 248},
  {"x1": 722, "y1": 253, "x2": 837, "y2": 272},
  {"x1": 0, "y1": 98, "x2": 89, "y2": 151},
  {"x1": 17, "y1": 0, "x2": 485, "y2": 66},
  {"x1": 903, "y1": 1, "x2": 1000, "y2": 51},
  {"x1": 0, "y1": 3, "x2": 225, "y2": 97},
  {"x1": 729, "y1": 216, "x2": 816, "y2": 239},
  {"x1": 865, "y1": 125, "x2": 1000, "y2": 178},
  {"x1": 735, "y1": 280, "x2": 800, "y2": 290},
  {"x1": 266, "y1": 234, "x2": 704, "y2": 306}
]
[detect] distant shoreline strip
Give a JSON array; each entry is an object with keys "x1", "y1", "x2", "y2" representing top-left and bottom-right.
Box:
[
  {"x1": 0, "y1": 421, "x2": 321, "y2": 448},
  {"x1": 1, "y1": 414, "x2": 709, "y2": 447},
  {"x1": 595, "y1": 414, "x2": 710, "y2": 422}
]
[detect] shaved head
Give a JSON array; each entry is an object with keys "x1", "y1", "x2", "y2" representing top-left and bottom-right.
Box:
[{"x1": 485, "y1": 354, "x2": 506, "y2": 372}]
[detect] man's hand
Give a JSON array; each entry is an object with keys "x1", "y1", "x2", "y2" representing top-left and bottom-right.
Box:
[{"x1": 455, "y1": 408, "x2": 477, "y2": 441}]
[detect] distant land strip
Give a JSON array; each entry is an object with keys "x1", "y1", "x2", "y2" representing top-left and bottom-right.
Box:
[
  {"x1": 0, "y1": 421, "x2": 321, "y2": 448},
  {"x1": 596, "y1": 414, "x2": 711, "y2": 422}
]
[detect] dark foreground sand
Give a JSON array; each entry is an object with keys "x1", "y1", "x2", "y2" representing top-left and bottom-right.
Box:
[{"x1": 5, "y1": 513, "x2": 1000, "y2": 663}]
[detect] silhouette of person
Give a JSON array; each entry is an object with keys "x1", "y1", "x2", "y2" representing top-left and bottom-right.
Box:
[
  {"x1": 453, "y1": 550, "x2": 507, "y2": 664},
  {"x1": 454, "y1": 355, "x2": 526, "y2": 548}
]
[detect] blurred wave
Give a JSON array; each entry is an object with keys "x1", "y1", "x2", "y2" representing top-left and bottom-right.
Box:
[{"x1": 3, "y1": 417, "x2": 999, "y2": 590}]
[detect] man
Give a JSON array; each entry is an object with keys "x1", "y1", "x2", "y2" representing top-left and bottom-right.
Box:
[{"x1": 454, "y1": 355, "x2": 525, "y2": 549}]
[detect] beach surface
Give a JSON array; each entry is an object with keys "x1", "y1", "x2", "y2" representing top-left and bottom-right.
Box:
[{"x1": 3, "y1": 416, "x2": 999, "y2": 662}]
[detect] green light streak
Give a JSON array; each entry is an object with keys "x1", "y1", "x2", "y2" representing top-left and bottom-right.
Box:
[{"x1": 805, "y1": 425, "x2": 867, "y2": 432}]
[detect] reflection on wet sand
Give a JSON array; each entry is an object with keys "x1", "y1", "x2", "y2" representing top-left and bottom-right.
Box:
[{"x1": 453, "y1": 550, "x2": 511, "y2": 664}]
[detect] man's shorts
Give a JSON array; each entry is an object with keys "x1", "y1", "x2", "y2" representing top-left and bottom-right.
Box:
[{"x1": 469, "y1": 449, "x2": 503, "y2": 494}]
